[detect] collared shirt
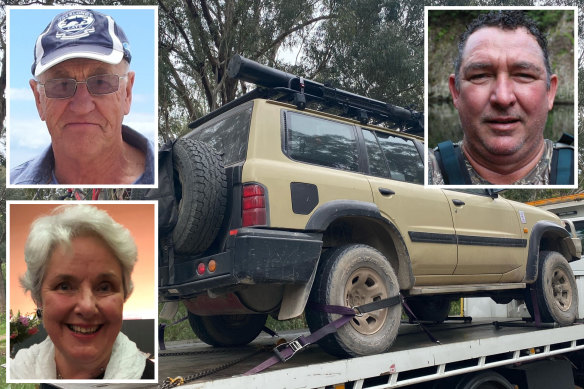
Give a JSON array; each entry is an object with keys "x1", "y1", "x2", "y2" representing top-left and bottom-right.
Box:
[
  {"x1": 428, "y1": 139, "x2": 556, "y2": 185},
  {"x1": 10, "y1": 125, "x2": 155, "y2": 185}
]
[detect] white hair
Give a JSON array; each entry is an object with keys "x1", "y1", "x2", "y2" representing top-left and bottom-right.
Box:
[{"x1": 20, "y1": 205, "x2": 137, "y2": 303}]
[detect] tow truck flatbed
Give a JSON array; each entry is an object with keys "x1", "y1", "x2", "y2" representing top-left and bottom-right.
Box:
[{"x1": 53, "y1": 317, "x2": 584, "y2": 389}]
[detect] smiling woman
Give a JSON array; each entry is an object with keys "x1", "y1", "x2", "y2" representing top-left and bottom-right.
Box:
[{"x1": 9, "y1": 205, "x2": 155, "y2": 380}]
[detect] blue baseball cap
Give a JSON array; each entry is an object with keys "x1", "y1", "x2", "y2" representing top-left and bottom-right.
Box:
[{"x1": 32, "y1": 9, "x2": 132, "y2": 77}]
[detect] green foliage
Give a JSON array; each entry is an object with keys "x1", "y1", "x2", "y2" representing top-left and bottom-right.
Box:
[
  {"x1": 303, "y1": 0, "x2": 425, "y2": 110},
  {"x1": 449, "y1": 299, "x2": 462, "y2": 316},
  {"x1": 0, "y1": 311, "x2": 36, "y2": 389},
  {"x1": 158, "y1": 303, "x2": 194, "y2": 342},
  {"x1": 266, "y1": 314, "x2": 307, "y2": 332},
  {"x1": 0, "y1": 311, "x2": 5, "y2": 338},
  {"x1": 158, "y1": 302, "x2": 308, "y2": 344},
  {"x1": 9, "y1": 311, "x2": 41, "y2": 345},
  {"x1": 436, "y1": 27, "x2": 449, "y2": 40},
  {"x1": 528, "y1": 10, "x2": 566, "y2": 31},
  {"x1": 157, "y1": 0, "x2": 434, "y2": 139},
  {"x1": 503, "y1": 189, "x2": 576, "y2": 203}
]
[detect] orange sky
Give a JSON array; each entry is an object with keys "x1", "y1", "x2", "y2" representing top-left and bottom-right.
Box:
[{"x1": 8, "y1": 202, "x2": 157, "y2": 320}]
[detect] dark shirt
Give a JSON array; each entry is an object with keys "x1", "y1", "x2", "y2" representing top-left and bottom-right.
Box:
[{"x1": 10, "y1": 125, "x2": 155, "y2": 185}]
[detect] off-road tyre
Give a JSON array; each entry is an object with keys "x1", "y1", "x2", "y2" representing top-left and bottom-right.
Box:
[
  {"x1": 171, "y1": 138, "x2": 227, "y2": 254},
  {"x1": 527, "y1": 250, "x2": 578, "y2": 326},
  {"x1": 306, "y1": 244, "x2": 401, "y2": 358},
  {"x1": 187, "y1": 312, "x2": 268, "y2": 347},
  {"x1": 406, "y1": 297, "x2": 451, "y2": 323}
]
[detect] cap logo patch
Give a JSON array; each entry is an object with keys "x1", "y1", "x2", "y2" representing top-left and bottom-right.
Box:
[{"x1": 56, "y1": 10, "x2": 95, "y2": 40}]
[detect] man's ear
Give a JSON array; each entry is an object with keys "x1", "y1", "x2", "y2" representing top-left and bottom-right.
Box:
[
  {"x1": 547, "y1": 74, "x2": 558, "y2": 111},
  {"x1": 448, "y1": 74, "x2": 460, "y2": 109},
  {"x1": 123, "y1": 71, "x2": 135, "y2": 116},
  {"x1": 29, "y1": 79, "x2": 46, "y2": 121}
]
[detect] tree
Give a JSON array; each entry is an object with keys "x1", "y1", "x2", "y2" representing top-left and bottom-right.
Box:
[
  {"x1": 157, "y1": 0, "x2": 437, "y2": 140},
  {"x1": 0, "y1": 5, "x2": 6, "y2": 165},
  {"x1": 0, "y1": 167, "x2": 6, "y2": 313},
  {"x1": 302, "y1": 0, "x2": 426, "y2": 110},
  {"x1": 158, "y1": 0, "x2": 335, "y2": 139}
]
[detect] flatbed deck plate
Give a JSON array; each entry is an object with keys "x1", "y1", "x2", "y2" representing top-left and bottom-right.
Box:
[{"x1": 51, "y1": 318, "x2": 584, "y2": 389}]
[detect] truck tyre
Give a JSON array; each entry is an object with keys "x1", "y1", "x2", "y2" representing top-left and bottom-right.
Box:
[
  {"x1": 187, "y1": 312, "x2": 268, "y2": 347},
  {"x1": 306, "y1": 244, "x2": 401, "y2": 358},
  {"x1": 528, "y1": 251, "x2": 578, "y2": 326},
  {"x1": 453, "y1": 371, "x2": 514, "y2": 389},
  {"x1": 406, "y1": 297, "x2": 451, "y2": 323},
  {"x1": 171, "y1": 138, "x2": 227, "y2": 254}
]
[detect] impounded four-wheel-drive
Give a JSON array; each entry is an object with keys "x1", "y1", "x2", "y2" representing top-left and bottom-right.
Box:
[{"x1": 154, "y1": 56, "x2": 584, "y2": 389}]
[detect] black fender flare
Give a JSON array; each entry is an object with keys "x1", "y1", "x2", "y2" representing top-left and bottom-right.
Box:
[
  {"x1": 525, "y1": 220, "x2": 571, "y2": 283},
  {"x1": 306, "y1": 200, "x2": 381, "y2": 230},
  {"x1": 306, "y1": 200, "x2": 415, "y2": 289}
]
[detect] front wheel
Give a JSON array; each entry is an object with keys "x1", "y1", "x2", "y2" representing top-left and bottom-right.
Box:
[
  {"x1": 527, "y1": 251, "x2": 578, "y2": 326},
  {"x1": 306, "y1": 244, "x2": 401, "y2": 358},
  {"x1": 188, "y1": 312, "x2": 267, "y2": 347}
]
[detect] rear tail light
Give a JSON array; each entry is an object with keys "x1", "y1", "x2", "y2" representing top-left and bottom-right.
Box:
[{"x1": 242, "y1": 184, "x2": 267, "y2": 227}]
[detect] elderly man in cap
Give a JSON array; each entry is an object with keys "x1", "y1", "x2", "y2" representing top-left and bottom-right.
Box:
[{"x1": 10, "y1": 9, "x2": 154, "y2": 185}]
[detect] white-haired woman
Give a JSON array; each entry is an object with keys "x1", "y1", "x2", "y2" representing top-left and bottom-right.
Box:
[{"x1": 11, "y1": 205, "x2": 153, "y2": 379}]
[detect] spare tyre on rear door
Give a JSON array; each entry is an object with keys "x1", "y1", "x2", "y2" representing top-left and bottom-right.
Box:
[{"x1": 171, "y1": 137, "x2": 227, "y2": 254}]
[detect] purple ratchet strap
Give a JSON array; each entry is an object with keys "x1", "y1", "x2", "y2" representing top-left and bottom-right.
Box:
[{"x1": 244, "y1": 295, "x2": 402, "y2": 376}]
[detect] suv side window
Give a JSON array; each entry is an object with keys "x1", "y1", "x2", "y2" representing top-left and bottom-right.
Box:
[
  {"x1": 362, "y1": 129, "x2": 390, "y2": 178},
  {"x1": 285, "y1": 111, "x2": 359, "y2": 172},
  {"x1": 363, "y1": 129, "x2": 424, "y2": 184}
]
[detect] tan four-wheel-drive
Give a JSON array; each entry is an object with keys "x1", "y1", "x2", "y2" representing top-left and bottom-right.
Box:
[{"x1": 155, "y1": 55, "x2": 581, "y2": 358}]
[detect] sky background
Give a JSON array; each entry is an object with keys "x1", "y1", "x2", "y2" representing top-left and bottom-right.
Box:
[
  {"x1": 8, "y1": 202, "x2": 157, "y2": 320},
  {"x1": 7, "y1": 6, "x2": 157, "y2": 173}
]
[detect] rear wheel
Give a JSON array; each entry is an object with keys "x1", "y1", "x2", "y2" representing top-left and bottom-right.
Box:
[
  {"x1": 188, "y1": 312, "x2": 268, "y2": 347},
  {"x1": 306, "y1": 244, "x2": 401, "y2": 358},
  {"x1": 527, "y1": 251, "x2": 578, "y2": 325}
]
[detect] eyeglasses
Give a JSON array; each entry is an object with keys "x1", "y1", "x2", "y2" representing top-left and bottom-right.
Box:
[{"x1": 38, "y1": 74, "x2": 128, "y2": 99}]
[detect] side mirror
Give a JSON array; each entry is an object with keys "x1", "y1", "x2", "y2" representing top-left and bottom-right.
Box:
[{"x1": 487, "y1": 188, "x2": 505, "y2": 198}]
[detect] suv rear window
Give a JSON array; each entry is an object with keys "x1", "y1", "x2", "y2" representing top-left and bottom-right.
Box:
[
  {"x1": 187, "y1": 103, "x2": 253, "y2": 165},
  {"x1": 285, "y1": 111, "x2": 359, "y2": 172}
]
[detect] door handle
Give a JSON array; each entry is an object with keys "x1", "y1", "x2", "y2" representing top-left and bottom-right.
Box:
[
  {"x1": 452, "y1": 199, "x2": 465, "y2": 206},
  {"x1": 379, "y1": 188, "x2": 395, "y2": 196}
]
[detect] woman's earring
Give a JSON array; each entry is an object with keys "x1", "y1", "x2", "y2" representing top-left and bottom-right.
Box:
[{"x1": 36, "y1": 308, "x2": 43, "y2": 319}]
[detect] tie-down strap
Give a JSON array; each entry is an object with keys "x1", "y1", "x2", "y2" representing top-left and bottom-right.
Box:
[{"x1": 243, "y1": 294, "x2": 402, "y2": 376}]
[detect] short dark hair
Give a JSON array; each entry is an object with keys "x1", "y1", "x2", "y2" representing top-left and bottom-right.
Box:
[{"x1": 454, "y1": 10, "x2": 552, "y2": 90}]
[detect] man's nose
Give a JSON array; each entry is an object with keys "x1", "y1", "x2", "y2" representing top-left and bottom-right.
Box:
[
  {"x1": 68, "y1": 83, "x2": 96, "y2": 114},
  {"x1": 490, "y1": 74, "x2": 517, "y2": 108},
  {"x1": 74, "y1": 287, "x2": 98, "y2": 316}
]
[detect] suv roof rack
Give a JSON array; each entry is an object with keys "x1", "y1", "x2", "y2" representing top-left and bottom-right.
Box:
[{"x1": 188, "y1": 55, "x2": 424, "y2": 135}]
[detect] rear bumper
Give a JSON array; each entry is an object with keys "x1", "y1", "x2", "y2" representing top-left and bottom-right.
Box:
[{"x1": 159, "y1": 228, "x2": 322, "y2": 300}]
